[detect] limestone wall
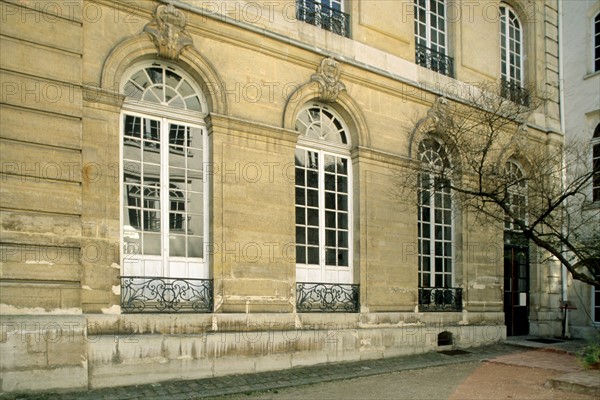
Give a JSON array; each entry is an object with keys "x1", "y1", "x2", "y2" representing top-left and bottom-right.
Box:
[{"x1": 0, "y1": 0, "x2": 564, "y2": 393}]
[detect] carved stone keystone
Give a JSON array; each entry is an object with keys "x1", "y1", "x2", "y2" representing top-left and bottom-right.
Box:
[
  {"x1": 144, "y1": 3, "x2": 193, "y2": 61},
  {"x1": 311, "y1": 57, "x2": 346, "y2": 102}
]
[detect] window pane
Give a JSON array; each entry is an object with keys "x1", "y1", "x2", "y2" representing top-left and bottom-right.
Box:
[
  {"x1": 338, "y1": 213, "x2": 348, "y2": 230},
  {"x1": 296, "y1": 207, "x2": 306, "y2": 225},
  {"x1": 296, "y1": 245, "x2": 306, "y2": 264},
  {"x1": 325, "y1": 211, "x2": 335, "y2": 228},
  {"x1": 143, "y1": 233, "x2": 161, "y2": 255},
  {"x1": 338, "y1": 250, "x2": 348, "y2": 267},
  {"x1": 307, "y1": 189, "x2": 319, "y2": 207},
  {"x1": 296, "y1": 226, "x2": 306, "y2": 244},
  {"x1": 325, "y1": 192, "x2": 336, "y2": 209},
  {"x1": 188, "y1": 236, "x2": 203, "y2": 258},
  {"x1": 295, "y1": 187, "x2": 305, "y2": 205},
  {"x1": 170, "y1": 235, "x2": 186, "y2": 257},
  {"x1": 307, "y1": 246, "x2": 319, "y2": 264},
  {"x1": 326, "y1": 229, "x2": 336, "y2": 246},
  {"x1": 307, "y1": 228, "x2": 319, "y2": 245},
  {"x1": 326, "y1": 248, "x2": 337, "y2": 266},
  {"x1": 339, "y1": 231, "x2": 348, "y2": 247},
  {"x1": 337, "y1": 194, "x2": 348, "y2": 211}
]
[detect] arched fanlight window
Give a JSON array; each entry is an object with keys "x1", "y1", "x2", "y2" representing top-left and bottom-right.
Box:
[
  {"x1": 295, "y1": 104, "x2": 349, "y2": 146},
  {"x1": 418, "y1": 139, "x2": 453, "y2": 289},
  {"x1": 294, "y1": 104, "x2": 353, "y2": 284},
  {"x1": 121, "y1": 62, "x2": 209, "y2": 281},
  {"x1": 504, "y1": 160, "x2": 527, "y2": 231},
  {"x1": 123, "y1": 64, "x2": 206, "y2": 112}
]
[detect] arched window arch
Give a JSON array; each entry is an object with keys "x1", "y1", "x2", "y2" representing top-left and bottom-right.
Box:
[
  {"x1": 500, "y1": 4, "x2": 524, "y2": 87},
  {"x1": 295, "y1": 103, "x2": 353, "y2": 285},
  {"x1": 418, "y1": 139, "x2": 453, "y2": 289},
  {"x1": 504, "y1": 160, "x2": 527, "y2": 231},
  {"x1": 121, "y1": 62, "x2": 209, "y2": 282}
]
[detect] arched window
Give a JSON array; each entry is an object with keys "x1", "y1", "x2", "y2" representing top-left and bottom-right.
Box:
[
  {"x1": 499, "y1": 4, "x2": 530, "y2": 105},
  {"x1": 295, "y1": 104, "x2": 353, "y2": 284},
  {"x1": 504, "y1": 161, "x2": 527, "y2": 231},
  {"x1": 121, "y1": 62, "x2": 209, "y2": 280},
  {"x1": 417, "y1": 139, "x2": 453, "y2": 289},
  {"x1": 500, "y1": 5, "x2": 524, "y2": 86}
]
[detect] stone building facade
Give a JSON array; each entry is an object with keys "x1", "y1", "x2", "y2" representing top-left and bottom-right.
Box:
[{"x1": 1, "y1": 0, "x2": 564, "y2": 392}]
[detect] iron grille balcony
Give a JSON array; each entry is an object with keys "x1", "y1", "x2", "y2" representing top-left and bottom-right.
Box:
[
  {"x1": 296, "y1": 1, "x2": 350, "y2": 38},
  {"x1": 120, "y1": 276, "x2": 213, "y2": 313},
  {"x1": 296, "y1": 282, "x2": 359, "y2": 312},
  {"x1": 500, "y1": 79, "x2": 530, "y2": 106},
  {"x1": 415, "y1": 43, "x2": 454, "y2": 78},
  {"x1": 418, "y1": 287, "x2": 463, "y2": 312}
]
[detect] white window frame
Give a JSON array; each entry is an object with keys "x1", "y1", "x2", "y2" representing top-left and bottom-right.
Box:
[
  {"x1": 500, "y1": 4, "x2": 524, "y2": 86},
  {"x1": 414, "y1": 0, "x2": 448, "y2": 55},
  {"x1": 594, "y1": 12, "x2": 600, "y2": 73},
  {"x1": 120, "y1": 62, "x2": 210, "y2": 280},
  {"x1": 593, "y1": 124, "x2": 600, "y2": 202},
  {"x1": 295, "y1": 104, "x2": 353, "y2": 284},
  {"x1": 417, "y1": 139, "x2": 454, "y2": 289},
  {"x1": 504, "y1": 160, "x2": 528, "y2": 231}
]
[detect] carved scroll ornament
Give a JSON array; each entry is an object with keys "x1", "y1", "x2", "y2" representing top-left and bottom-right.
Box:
[
  {"x1": 311, "y1": 57, "x2": 346, "y2": 102},
  {"x1": 144, "y1": 3, "x2": 193, "y2": 61}
]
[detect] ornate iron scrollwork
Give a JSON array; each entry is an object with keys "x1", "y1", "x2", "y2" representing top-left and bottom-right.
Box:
[
  {"x1": 120, "y1": 276, "x2": 213, "y2": 313},
  {"x1": 296, "y1": 282, "x2": 359, "y2": 312},
  {"x1": 296, "y1": 1, "x2": 351, "y2": 38},
  {"x1": 415, "y1": 43, "x2": 454, "y2": 78},
  {"x1": 418, "y1": 287, "x2": 463, "y2": 312}
]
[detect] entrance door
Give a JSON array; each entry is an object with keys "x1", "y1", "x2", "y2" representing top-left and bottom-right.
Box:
[{"x1": 504, "y1": 241, "x2": 529, "y2": 336}]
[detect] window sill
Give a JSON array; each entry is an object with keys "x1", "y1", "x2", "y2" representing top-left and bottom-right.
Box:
[{"x1": 583, "y1": 70, "x2": 600, "y2": 80}]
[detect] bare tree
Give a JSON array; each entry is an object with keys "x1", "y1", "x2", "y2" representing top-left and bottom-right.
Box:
[{"x1": 397, "y1": 83, "x2": 600, "y2": 287}]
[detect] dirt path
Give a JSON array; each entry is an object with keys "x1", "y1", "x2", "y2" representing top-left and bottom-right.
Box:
[
  {"x1": 450, "y1": 362, "x2": 594, "y2": 400},
  {"x1": 205, "y1": 361, "x2": 596, "y2": 400}
]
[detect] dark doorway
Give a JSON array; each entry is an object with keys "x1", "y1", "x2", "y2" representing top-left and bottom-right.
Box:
[{"x1": 504, "y1": 234, "x2": 529, "y2": 336}]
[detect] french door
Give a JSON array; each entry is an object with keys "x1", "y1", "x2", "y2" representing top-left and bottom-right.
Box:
[
  {"x1": 121, "y1": 112, "x2": 209, "y2": 279},
  {"x1": 504, "y1": 239, "x2": 529, "y2": 336}
]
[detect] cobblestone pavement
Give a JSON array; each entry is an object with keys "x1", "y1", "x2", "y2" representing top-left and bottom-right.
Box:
[{"x1": 1, "y1": 339, "x2": 597, "y2": 400}]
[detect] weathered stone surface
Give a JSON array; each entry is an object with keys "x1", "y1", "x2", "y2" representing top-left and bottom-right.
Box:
[{"x1": 0, "y1": 0, "x2": 564, "y2": 393}]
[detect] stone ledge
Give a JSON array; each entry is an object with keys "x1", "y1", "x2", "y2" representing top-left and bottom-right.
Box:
[{"x1": 544, "y1": 370, "x2": 600, "y2": 397}]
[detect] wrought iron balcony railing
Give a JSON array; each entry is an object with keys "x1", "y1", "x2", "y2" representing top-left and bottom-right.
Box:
[
  {"x1": 415, "y1": 43, "x2": 454, "y2": 78},
  {"x1": 296, "y1": 1, "x2": 350, "y2": 38},
  {"x1": 500, "y1": 79, "x2": 530, "y2": 106},
  {"x1": 296, "y1": 282, "x2": 359, "y2": 312},
  {"x1": 120, "y1": 276, "x2": 213, "y2": 313},
  {"x1": 418, "y1": 287, "x2": 463, "y2": 312}
]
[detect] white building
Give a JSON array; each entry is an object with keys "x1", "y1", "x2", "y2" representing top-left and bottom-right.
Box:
[{"x1": 561, "y1": 0, "x2": 600, "y2": 338}]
